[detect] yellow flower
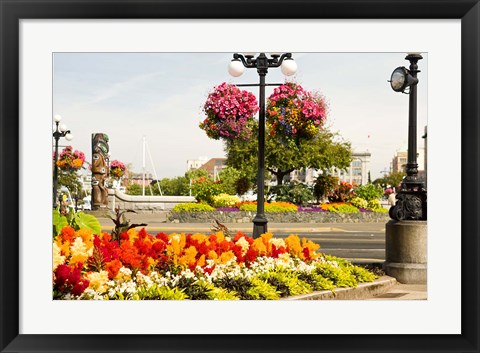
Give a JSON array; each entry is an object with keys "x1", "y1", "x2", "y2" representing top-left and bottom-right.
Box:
[
  {"x1": 285, "y1": 234, "x2": 303, "y2": 259},
  {"x1": 55, "y1": 237, "x2": 71, "y2": 258},
  {"x1": 197, "y1": 254, "x2": 206, "y2": 267},
  {"x1": 215, "y1": 231, "x2": 225, "y2": 242},
  {"x1": 178, "y1": 246, "x2": 197, "y2": 267},
  {"x1": 207, "y1": 250, "x2": 218, "y2": 261},
  {"x1": 76, "y1": 228, "x2": 94, "y2": 251},
  {"x1": 191, "y1": 233, "x2": 207, "y2": 243},
  {"x1": 219, "y1": 251, "x2": 235, "y2": 264},
  {"x1": 72, "y1": 158, "x2": 83, "y2": 169},
  {"x1": 87, "y1": 271, "x2": 109, "y2": 293},
  {"x1": 302, "y1": 238, "x2": 320, "y2": 259},
  {"x1": 127, "y1": 228, "x2": 139, "y2": 244},
  {"x1": 251, "y1": 238, "x2": 267, "y2": 256},
  {"x1": 69, "y1": 237, "x2": 91, "y2": 265},
  {"x1": 53, "y1": 242, "x2": 66, "y2": 271}
]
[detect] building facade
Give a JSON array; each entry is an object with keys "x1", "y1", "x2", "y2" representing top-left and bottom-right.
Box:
[{"x1": 288, "y1": 151, "x2": 371, "y2": 186}]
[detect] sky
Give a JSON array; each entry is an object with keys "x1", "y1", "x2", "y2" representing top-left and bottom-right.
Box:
[{"x1": 53, "y1": 52, "x2": 428, "y2": 181}]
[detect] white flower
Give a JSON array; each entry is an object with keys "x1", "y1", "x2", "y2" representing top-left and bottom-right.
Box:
[
  {"x1": 52, "y1": 242, "x2": 65, "y2": 271},
  {"x1": 235, "y1": 237, "x2": 250, "y2": 256}
]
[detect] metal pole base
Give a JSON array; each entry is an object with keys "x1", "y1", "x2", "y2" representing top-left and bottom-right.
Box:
[{"x1": 252, "y1": 214, "x2": 268, "y2": 238}]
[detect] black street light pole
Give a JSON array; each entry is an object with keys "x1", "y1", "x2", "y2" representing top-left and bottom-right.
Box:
[
  {"x1": 229, "y1": 53, "x2": 297, "y2": 237},
  {"x1": 52, "y1": 115, "x2": 73, "y2": 209},
  {"x1": 389, "y1": 53, "x2": 427, "y2": 221}
]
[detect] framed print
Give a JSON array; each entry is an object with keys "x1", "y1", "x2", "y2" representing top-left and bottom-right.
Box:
[{"x1": 1, "y1": 0, "x2": 479, "y2": 352}]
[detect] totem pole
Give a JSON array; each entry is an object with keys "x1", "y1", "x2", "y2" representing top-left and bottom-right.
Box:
[{"x1": 91, "y1": 133, "x2": 110, "y2": 209}]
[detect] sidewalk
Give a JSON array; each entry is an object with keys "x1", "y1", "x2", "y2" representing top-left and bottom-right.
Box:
[{"x1": 366, "y1": 283, "x2": 427, "y2": 300}]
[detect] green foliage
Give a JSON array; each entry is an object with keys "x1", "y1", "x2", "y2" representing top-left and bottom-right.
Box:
[
  {"x1": 134, "y1": 284, "x2": 188, "y2": 300},
  {"x1": 126, "y1": 183, "x2": 142, "y2": 195},
  {"x1": 150, "y1": 177, "x2": 190, "y2": 196},
  {"x1": 225, "y1": 128, "x2": 352, "y2": 187},
  {"x1": 259, "y1": 271, "x2": 312, "y2": 297},
  {"x1": 212, "y1": 193, "x2": 241, "y2": 207},
  {"x1": 351, "y1": 266, "x2": 377, "y2": 283},
  {"x1": 313, "y1": 175, "x2": 338, "y2": 202},
  {"x1": 349, "y1": 197, "x2": 368, "y2": 209},
  {"x1": 53, "y1": 209, "x2": 68, "y2": 236},
  {"x1": 314, "y1": 263, "x2": 358, "y2": 288},
  {"x1": 246, "y1": 278, "x2": 281, "y2": 300},
  {"x1": 57, "y1": 171, "x2": 83, "y2": 198},
  {"x1": 238, "y1": 202, "x2": 297, "y2": 213},
  {"x1": 217, "y1": 167, "x2": 246, "y2": 196},
  {"x1": 52, "y1": 209, "x2": 102, "y2": 236},
  {"x1": 191, "y1": 177, "x2": 224, "y2": 205},
  {"x1": 269, "y1": 182, "x2": 314, "y2": 205},
  {"x1": 297, "y1": 271, "x2": 335, "y2": 291},
  {"x1": 325, "y1": 203, "x2": 359, "y2": 213},
  {"x1": 373, "y1": 171, "x2": 405, "y2": 189},
  {"x1": 214, "y1": 276, "x2": 254, "y2": 299},
  {"x1": 172, "y1": 203, "x2": 215, "y2": 212},
  {"x1": 367, "y1": 199, "x2": 383, "y2": 211},
  {"x1": 74, "y1": 212, "x2": 102, "y2": 235},
  {"x1": 353, "y1": 183, "x2": 383, "y2": 201}
]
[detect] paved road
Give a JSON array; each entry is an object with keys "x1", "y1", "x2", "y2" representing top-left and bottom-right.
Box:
[{"x1": 96, "y1": 213, "x2": 386, "y2": 264}]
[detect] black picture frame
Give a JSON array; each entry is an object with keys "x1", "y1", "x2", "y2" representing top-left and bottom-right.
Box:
[{"x1": 1, "y1": 1, "x2": 478, "y2": 352}]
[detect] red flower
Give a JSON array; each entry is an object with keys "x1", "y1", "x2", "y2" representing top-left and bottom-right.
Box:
[{"x1": 106, "y1": 259, "x2": 123, "y2": 279}]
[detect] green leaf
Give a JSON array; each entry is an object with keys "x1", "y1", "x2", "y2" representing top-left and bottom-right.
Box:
[
  {"x1": 74, "y1": 212, "x2": 102, "y2": 235},
  {"x1": 53, "y1": 209, "x2": 68, "y2": 236}
]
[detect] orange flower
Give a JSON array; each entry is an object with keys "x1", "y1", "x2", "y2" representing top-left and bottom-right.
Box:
[
  {"x1": 285, "y1": 234, "x2": 303, "y2": 259},
  {"x1": 106, "y1": 259, "x2": 123, "y2": 279}
]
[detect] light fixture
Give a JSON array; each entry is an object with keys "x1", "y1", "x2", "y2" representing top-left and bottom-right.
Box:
[
  {"x1": 227, "y1": 52, "x2": 297, "y2": 237},
  {"x1": 280, "y1": 58, "x2": 298, "y2": 76},
  {"x1": 390, "y1": 66, "x2": 418, "y2": 93},
  {"x1": 228, "y1": 59, "x2": 245, "y2": 77}
]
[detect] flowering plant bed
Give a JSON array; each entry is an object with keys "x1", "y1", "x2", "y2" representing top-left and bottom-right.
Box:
[
  {"x1": 109, "y1": 160, "x2": 126, "y2": 179},
  {"x1": 55, "y1": 146, "x2": 85, "y2": 171},
  {"x1": 199, "y1": 82, "x2": 259, "y2": 140},
  {"x1": 266, "y1": 82, "x2": 327, "y2": 141},
  {"x1": 53, "y1": 226, "x2": 377, "y2": 300}
]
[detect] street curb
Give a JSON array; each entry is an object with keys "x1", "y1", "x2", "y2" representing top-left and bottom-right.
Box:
[{"x1": 282, "y1": 276, "x2": 397, "y2": 300}]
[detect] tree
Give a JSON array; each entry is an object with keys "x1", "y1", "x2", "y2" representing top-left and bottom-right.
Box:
[
  {"x1": 225, "y1": 127, "x2": 352, "y2": 186},
  {"x1": 373, "y1": 171, "x2": 405, "y2": 189},
  {"x1": 217, "y1": 166, "x2": 252, "y2": 196},
  {"x1": 57, "y1": 171, "x2": 83, "y2": 197}
]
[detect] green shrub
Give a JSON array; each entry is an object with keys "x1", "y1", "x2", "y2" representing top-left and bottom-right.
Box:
[
  {"x1": 349, "y1": 197, "x2": 368, "y2": 209},
  {"x1": 354, "y1": 183, "x2": 383, "y2": 201},
  {"x1": 269, "y1": 182, "x2": 314, "y2": 205},
  {"x1": 325, "y1": 203, "x2": 359, "y2": 213},
  {"x1": 191, "y1": 176, "x2": 224, "y2": 205},
  {"x1": 213, "y1": 193, "x2": 241, "y2": 207},
  {"x1": 313, "y1": 175, "x2": 339, "y2": 203},
  {"x1": 239, "y1": 202, "x2": 297, "y2": 213},
  {"x1": 172, "y1": 203, "x2": 214, "y2": 212},
  {"x1": 367, "y1": 199, "x2": 383, "y2": 211}
]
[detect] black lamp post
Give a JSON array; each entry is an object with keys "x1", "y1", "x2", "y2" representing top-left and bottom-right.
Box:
[
  {"x1": 53, "y1": 114, "x2": 73, "y2": 208},
  {"x1": 228, "y1": 52, "x2": 297, "y2": 237},
  {"x1": 388, "y1": 53, "x2": 427, "y2": 221}
]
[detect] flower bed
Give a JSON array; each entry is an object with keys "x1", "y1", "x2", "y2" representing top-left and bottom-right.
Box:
[
  {"x1": 169, "y1": 201, "x2": 389, "y2": 223},
  {"x1": 53, "y1": 226, "x2": 377, "y2": 300},
  {"x1": 168, "y1": 210, "x2": 390, "y2": 224}
]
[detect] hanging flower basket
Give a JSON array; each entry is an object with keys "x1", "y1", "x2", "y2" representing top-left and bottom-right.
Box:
[
  {"x1": 266, "y1": 82, "x2": 327, "y2": 141},
  {"x1": 199, "y1": 82, "x2": 259, "y2": 140},
  {"x1": 55, "y1": 146, "x2": 85, "y2": 172},
  {"x1": 110, "y1": 160, "x2": 126, "y2": 179}
]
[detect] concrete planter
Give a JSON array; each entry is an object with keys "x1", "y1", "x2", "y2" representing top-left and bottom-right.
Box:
[{"x1": 167, "y1": 210, "x2": 390, "y2": 223}]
